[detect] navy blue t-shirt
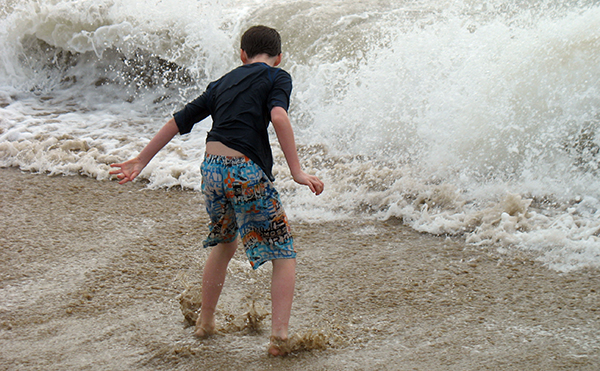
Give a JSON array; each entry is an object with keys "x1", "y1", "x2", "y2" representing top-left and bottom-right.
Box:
[{"x1": 173, "y1": 62, "x2": 292, "y2": 181}]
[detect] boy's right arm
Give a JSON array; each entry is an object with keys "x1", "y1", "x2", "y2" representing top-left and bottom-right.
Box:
[{"x1": 109, "y1": 118, "x2": 179, "y2": 184}]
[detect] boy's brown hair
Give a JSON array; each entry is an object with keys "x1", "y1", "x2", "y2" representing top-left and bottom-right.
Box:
[{"x1": 240, "y1": 25, "x2": 282, "y2": 58}]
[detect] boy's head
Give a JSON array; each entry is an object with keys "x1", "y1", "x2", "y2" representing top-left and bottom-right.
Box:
[{"x1": 240, "y1": 25, "x2": 281, "y2": 58}]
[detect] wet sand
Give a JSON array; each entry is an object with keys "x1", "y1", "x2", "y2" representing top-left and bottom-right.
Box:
[{"x1": 1, "y1": 167, "x2": 599, "y2": 370}]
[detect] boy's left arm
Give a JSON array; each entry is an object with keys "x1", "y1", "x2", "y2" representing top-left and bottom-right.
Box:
[{"x1": 271, "y1": 106, "x2": 324, "y2": 195}]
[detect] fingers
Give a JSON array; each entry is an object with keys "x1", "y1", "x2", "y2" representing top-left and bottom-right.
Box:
[
  {"x1": 109, "y1": 163, "x2": 127, "y2": 183},
  {"x1": 311, "y1": 177, "x2": 324, "y2": 195},
  {"x1": 109, "y1": 163, "x2": 124, "y2": 176},
  {"x1": 117, "y1": 169, "x2": 139, "y2": 184},
  {"x1": 297, "y1": 173, "x2": 324, "y2": 195},
  {"x1": 112, "y1": 171, "x2": 130, "y2": 184},
  {"x1": 109, "y1": 162, "x2": 138, "y2": 184},
  {"x1": 117, "y1": 174, "x2": 133, "y2": 184},
  {"x1": 304, "y1": 173, "x2": 324, "y2": 195}
]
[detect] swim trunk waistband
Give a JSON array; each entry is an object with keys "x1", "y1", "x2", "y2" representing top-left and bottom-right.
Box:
[{"x1": 204, "y1": 153, "x2": 251, "y2": 166}]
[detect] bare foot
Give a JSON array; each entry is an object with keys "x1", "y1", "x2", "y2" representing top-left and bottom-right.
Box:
[
  {"x1": 268, "y1": 336, "x2": 291, "y2": 356},
  {"x1": 195, "y1": 326, "x2": 216, "y2": 338},
  {"x1": 194, "y1": 318, "x2": 216, "y2": 338}
]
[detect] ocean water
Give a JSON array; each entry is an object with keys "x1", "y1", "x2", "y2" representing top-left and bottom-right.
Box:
[{"x1": 1, "y1": 0, "x2": 600, "y2": 272}]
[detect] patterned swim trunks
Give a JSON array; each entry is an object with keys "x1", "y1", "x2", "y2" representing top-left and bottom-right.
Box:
[{"x1": 201, "y1": 154, "x2": 295, "y2": 269}]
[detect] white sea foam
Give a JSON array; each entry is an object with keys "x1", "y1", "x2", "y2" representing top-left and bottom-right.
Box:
[{"x1": 1, "y1": 0, "x2": 600, "y2": 271}]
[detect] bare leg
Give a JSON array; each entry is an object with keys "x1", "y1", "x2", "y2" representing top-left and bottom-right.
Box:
[
  {"x1": 195, "y1": 239, "x2": 238, "y2": 338},
  {"x1": 269, "y1": 258, "x2": 296, "y2": 355}
]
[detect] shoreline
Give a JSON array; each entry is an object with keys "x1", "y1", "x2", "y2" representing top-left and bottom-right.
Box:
[{"x1": 1, "y1": 167, "x2": 599, "y2": 370}]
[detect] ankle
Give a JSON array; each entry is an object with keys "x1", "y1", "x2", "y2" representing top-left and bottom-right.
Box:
[
  {"x1": 268, "y1": 336, "x2": 292, "y2": 356},
  {"x1": 270, "y1": 325, "x2": 289, "y2": 340}
]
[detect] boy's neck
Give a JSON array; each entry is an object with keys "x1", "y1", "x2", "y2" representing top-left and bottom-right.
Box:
[{"x1": 241, "y1": 51, "x2": 281, "y2": 67}]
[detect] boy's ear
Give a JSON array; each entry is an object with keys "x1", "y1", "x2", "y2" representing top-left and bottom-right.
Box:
[
  {"x1": 274, "y1": 53, "x2": 282, "y2": 66},
  {"x1": 240, "y1": 49, "x2": 249, "y2": 64}
]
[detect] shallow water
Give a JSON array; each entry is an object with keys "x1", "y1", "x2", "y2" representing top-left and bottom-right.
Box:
[{"x1": 1, "y1": 168, "x2": 599, "y2": 370}]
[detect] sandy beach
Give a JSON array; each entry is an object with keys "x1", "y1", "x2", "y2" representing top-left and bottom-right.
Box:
[{"x1": 1, "y1": 167, "x2": 599, "y2": 370}]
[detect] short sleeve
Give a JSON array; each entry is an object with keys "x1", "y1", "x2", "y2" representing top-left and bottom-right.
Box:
[
  {"x1": 173, "y1": 85, "x2": 212, "y2": 135},
  {"x1": 267, "y1": 69, "x2": 292, "y2": 112}
]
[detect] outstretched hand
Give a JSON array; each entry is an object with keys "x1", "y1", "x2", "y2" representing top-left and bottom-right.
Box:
[
  {"x1": 109, "y1": 157, "x2": 145, "y2": 185},
  {"x1": 293, "y1": 171, "x2": 324, "y2": 195}
]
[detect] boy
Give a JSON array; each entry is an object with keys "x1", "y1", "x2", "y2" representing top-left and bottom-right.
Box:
[{"x1": 110, "y1": 25, "x2": 324, "y2": 356}]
